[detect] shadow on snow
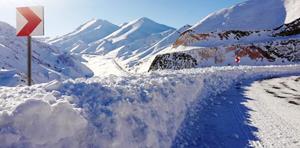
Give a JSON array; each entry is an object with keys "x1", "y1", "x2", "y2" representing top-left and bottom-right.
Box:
[{"x1": 171, "y1": 80, "x2": 259, "y2": 148}]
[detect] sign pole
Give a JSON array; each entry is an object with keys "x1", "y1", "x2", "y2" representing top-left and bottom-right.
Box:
[
  {"x1": 27, "y1": 36, "x2": 32, "y2": 86},
  {"x1": 16, "y1": 6, "x2": 44, "y2": 86}
]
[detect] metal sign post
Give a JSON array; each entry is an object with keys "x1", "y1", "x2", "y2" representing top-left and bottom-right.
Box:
[
  {"x1": 16, "y1": 6, "x2": 44, "y2": 86},
  {"x1": 27, "y1": 36, "x2": 32, "y2": 86}
]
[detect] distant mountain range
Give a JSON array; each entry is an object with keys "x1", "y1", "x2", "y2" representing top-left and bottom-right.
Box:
[
  {"x1": 48, "y1": 19, "x2": 120, "y2": 53},
  {"x1": 46, "y1": 0, "x2": 300, "y2": 72},
  {"x1": 46, "y1": 17, "x2": 177, "y2": 72}
]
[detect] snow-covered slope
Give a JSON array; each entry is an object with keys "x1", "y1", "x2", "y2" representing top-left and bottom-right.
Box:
[
  {"x1": 47, "y1": 19, "x2": 120, "y2": 52},
  {"x1": 150, "y1": 40, "x2": 300, "y2": 71},
  {"x1": 191, "y1": 0, "x2": 300, "y2": 33},
  {"x1": 71, "y1": 17, "x2": 176, "y2": 72},
  {"x1": 134, "y1": 0, "x2": 300, "y2": 72},
  {"x1": 129, "y1": 25, "x2": 192, "y2": 72},
  {"x1": 0, "y1": 21, "x2": 93, "y2": 86},
  {"x1": 149, "y1": 0, "x2": 300, "y2": 71}
]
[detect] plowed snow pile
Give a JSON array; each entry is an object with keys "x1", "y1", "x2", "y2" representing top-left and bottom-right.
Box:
[{"x1": 0, "y1": 65, "x2": 299, "y2": 147}]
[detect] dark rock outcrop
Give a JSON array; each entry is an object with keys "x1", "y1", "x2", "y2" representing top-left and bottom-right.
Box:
[{"x1": 148, "y1": 53, "x2": 197, "y2": 71}]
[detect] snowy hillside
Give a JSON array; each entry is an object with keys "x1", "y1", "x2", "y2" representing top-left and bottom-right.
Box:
[
  {"x1": 149, "y1": 0, "x2": 300, "y2": 71},
  {"x1": 47, "y1": 19, "x2": 120, "y2": 52},
  {"x1": 150, "y1": 40, "x2": 300, "y2": 71},
  {"x1": 0, "y1": 21, "x2": 93, "y2": 86},
  {"x1": 48, "y1": 17, "x2": 177, "y2": 73},
  {"x1": 191, "y1": 0, "x2": 300, "y2": 33},
  {"x1": 130, "y1": 25, "x2": 192, "y2": 72}
]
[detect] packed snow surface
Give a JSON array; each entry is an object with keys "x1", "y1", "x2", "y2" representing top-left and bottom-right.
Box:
[
  {"x1": 245, "y1": 76, "x2": 300, "y2": 147},
  {"x1": 0, "y1": 65, "x2": 299, "y2": 147}
]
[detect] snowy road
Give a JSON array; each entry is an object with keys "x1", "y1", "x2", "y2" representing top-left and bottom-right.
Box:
[
  {"x1": 82, "y1": 54, "x2": 129, "y2": 77},
  {"x1": 245, "y1": 76, "x2": 300, "y2": 147},
  {"x1": 172, "y1": 75, "x2": 300, "y2": 148}
]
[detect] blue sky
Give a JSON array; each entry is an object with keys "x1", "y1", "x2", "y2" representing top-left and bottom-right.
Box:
[{"x1": 0, "y1": 0, "x2": 245, "y2": 37}]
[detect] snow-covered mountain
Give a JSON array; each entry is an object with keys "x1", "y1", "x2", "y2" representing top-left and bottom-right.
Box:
[
  {"x1": 47, "y1": 19, "x2": 120, "y2": 52},
  {"x1": 83, "y1": 17, "x2": 175, "y2": 55},
  {"x1": 40, "y1": 0, "x2": 300, "y2": 73},
  {"x1": 48, "y1": 17, "x2": 177, "y2": 72},
  {"x1": 149, "y1": 0, "x2": 300, "y2": 71},
  {"x1": 191, "y1": 0, "x2": 300, "y2": 33},
  {"x1": 0, "y1": 21, "x2": 93, "y2": 86},
  {"x1": 131, "y1": 25, "x2": 192, "y2": 72}
]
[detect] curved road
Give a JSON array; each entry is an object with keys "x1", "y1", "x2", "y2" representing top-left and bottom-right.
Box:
[{"x1": 172, "y1": 76, "x2": 300, "y2": 148}]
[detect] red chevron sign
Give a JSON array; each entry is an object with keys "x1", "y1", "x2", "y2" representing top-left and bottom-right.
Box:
[{"x1": 16, "y1": 6, "x2": 44, "y2": 36}]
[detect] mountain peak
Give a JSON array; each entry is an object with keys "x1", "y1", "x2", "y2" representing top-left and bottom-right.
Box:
[
  {"x1": 135, "y1": 17, "x2": 153, "y2": 22},
  {"x1": 76, "y1": 19, "x2": 116, "y2": 33},
  {"x1": 105, "y1": 17, "x2": 174, "y2": 42},
  {"x1": 129, "y1": 17, "x2": 161, "y2": 26},
  {"x1": 121, "y1": 17, "x2": 174, "y2": 32}
]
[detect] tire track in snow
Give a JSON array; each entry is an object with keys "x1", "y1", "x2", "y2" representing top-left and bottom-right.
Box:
[{"x1": 245, "y1": 76, "x2": 300, "y2": 147}]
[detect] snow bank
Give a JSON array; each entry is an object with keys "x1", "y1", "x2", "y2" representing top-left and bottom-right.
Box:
[{"x1": 0, "y1": 65, "x2": 300, "y2": 147}]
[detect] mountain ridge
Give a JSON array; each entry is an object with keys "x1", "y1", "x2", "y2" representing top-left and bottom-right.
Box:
[
  {"x1": 191, "y1": 0, "x2": 300, "y2": 33},
  {"x1": 47, "y1": 19, "x2": 120, "y2": 52}
]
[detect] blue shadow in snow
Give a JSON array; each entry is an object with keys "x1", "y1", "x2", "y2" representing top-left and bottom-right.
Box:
[
  {"x1": 172, "y1": 73, "x2": 300, "y2": 148},
  {"x1": 171, "y1": 80, "x2": 260, "y2": 148}
]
